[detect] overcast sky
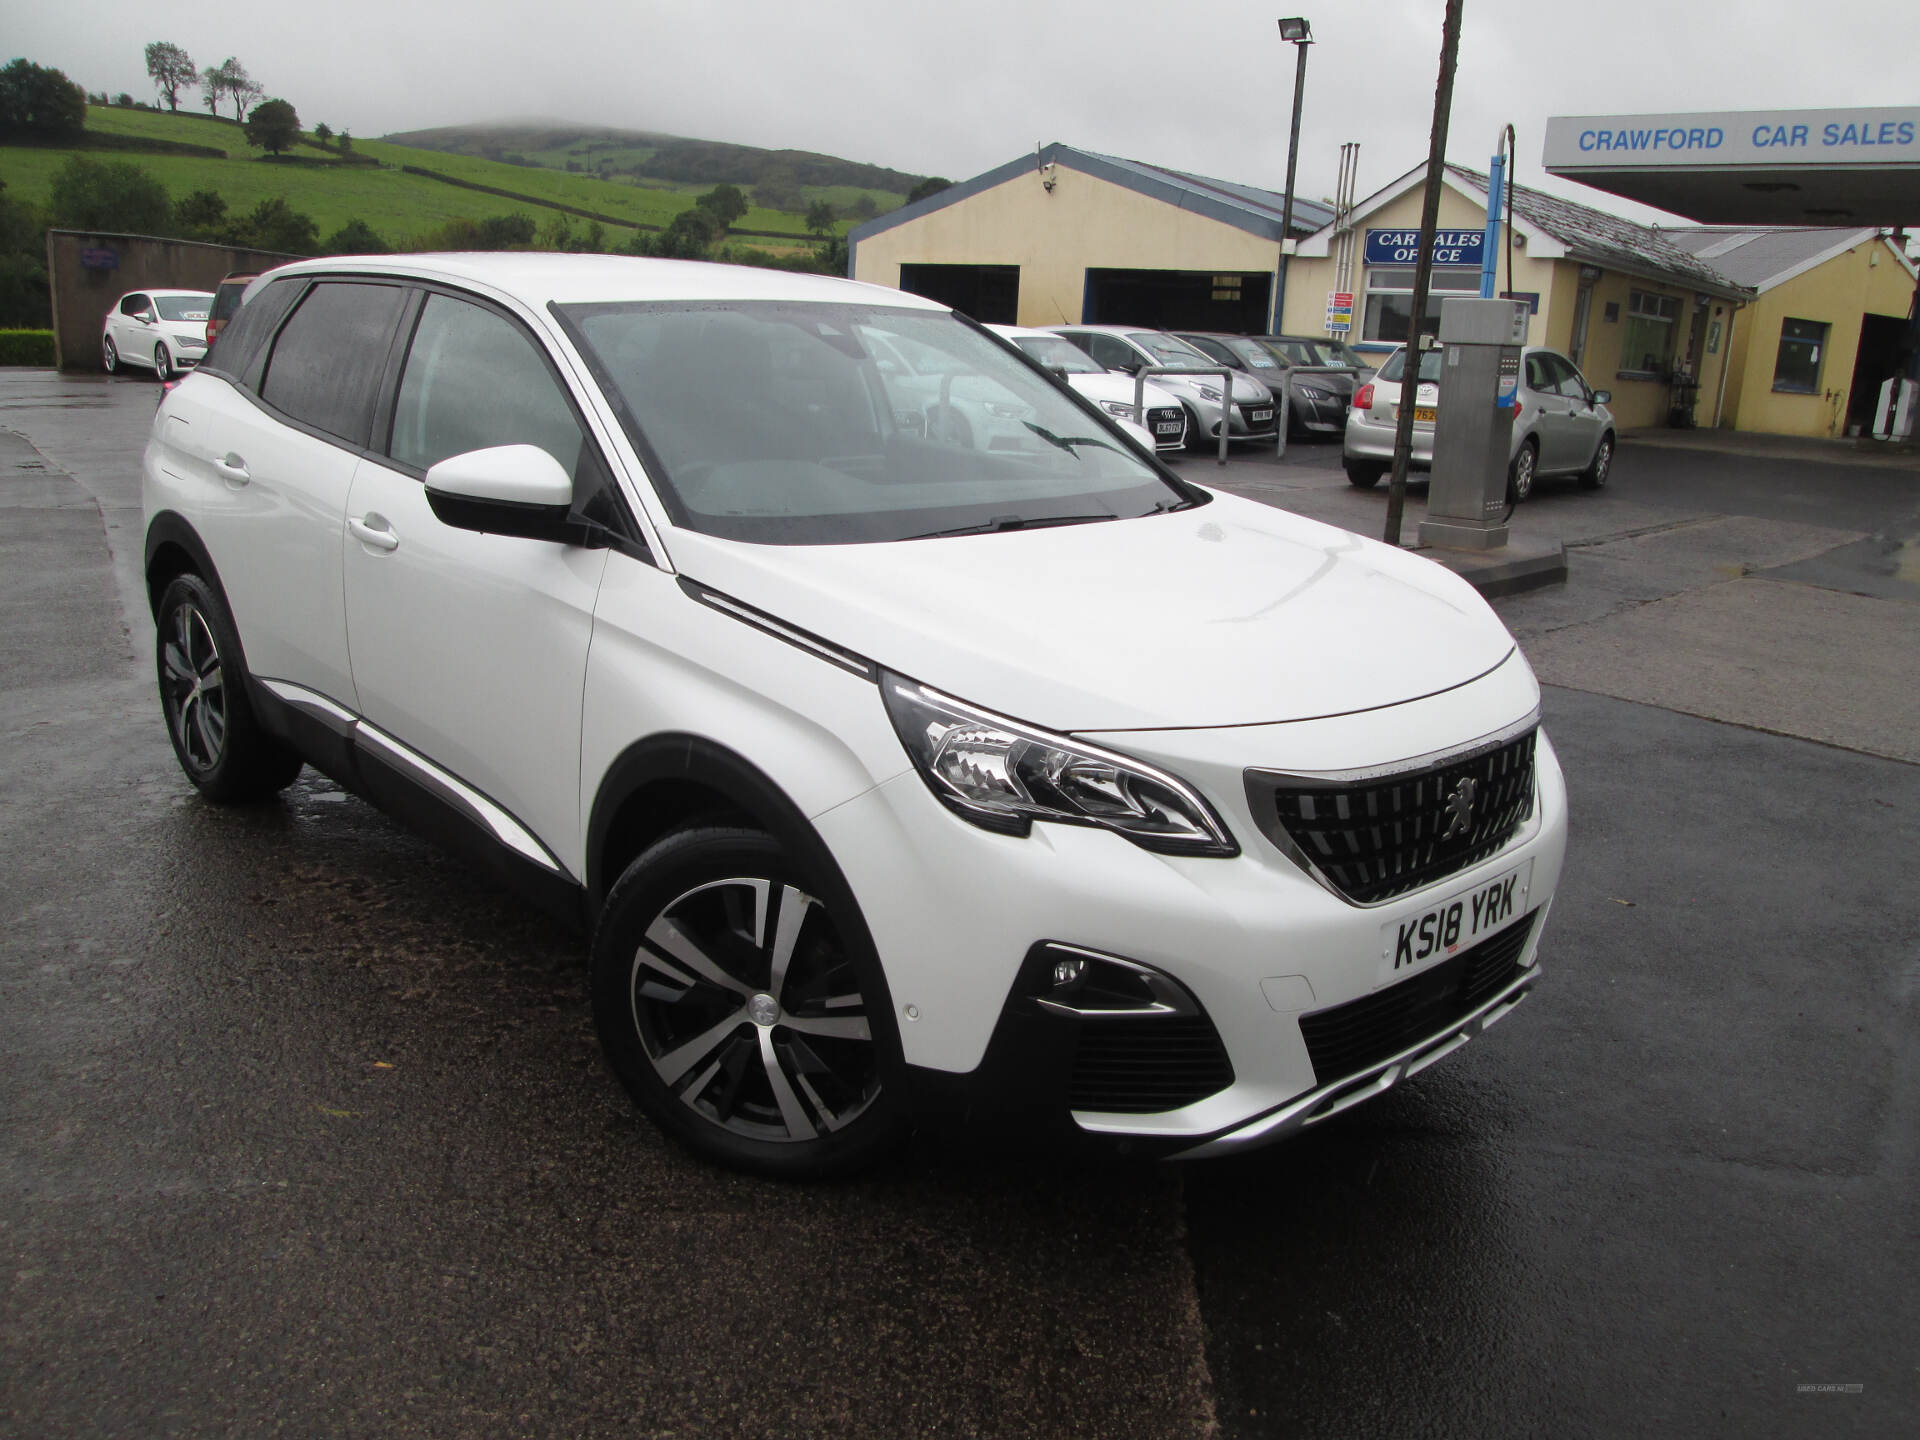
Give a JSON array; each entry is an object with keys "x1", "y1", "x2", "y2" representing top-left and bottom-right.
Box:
[{"x1": 14, "y1": 0, "x2": 1920, "y2": 227}]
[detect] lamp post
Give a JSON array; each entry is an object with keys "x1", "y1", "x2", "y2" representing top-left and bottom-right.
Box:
[{"x1": 1271, "y1": 17, "x2": 1313, "y2": 335}]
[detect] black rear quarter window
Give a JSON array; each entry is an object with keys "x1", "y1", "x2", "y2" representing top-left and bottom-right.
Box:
[
  {"x1": 259, "y1": 281, "x2": 408, "y2": 446},
  {"x1": 200, "y1": 276, "x2": 302, "y2": 382}
]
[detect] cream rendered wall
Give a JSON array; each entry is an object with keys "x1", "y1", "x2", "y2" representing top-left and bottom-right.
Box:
[
  {"x1": 851, "y1": 165, "x2": 1285, "y2": 327},
  {"x1": 1721, "y1": 237, "x2": 1918, "y2": 437},
  {"x1": 1279, "y1": 181, "x2": 1560, "y2": 350},
  {"x1": 1568, "y1": 268, "x2": 1735, "y2": 432}
]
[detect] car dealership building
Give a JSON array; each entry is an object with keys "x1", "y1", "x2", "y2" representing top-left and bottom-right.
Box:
[{"x1": 850, "y1": 110, "x2": 1918, "y2": 436}]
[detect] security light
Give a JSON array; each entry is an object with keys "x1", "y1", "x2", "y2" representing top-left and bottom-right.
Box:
[{"x1": 1277, "y1": 17, "x2": 1313, "y2": 42}]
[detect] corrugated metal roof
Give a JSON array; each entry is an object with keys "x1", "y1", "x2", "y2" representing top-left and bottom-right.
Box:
[
  {"x1": 847, "y1": 143, "x2": 1333, "y2": 252},
  {"x1": 1660, "y1": 226, "x2": 1879, "y2": 290}
]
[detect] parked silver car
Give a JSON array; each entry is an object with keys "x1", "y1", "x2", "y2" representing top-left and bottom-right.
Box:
[
  {"x1": 1046, "y1": 325, "x2": 1277, "y2": 449},
  {"x1": 1343, "y1": 344, "x2": 1615, "y2": 502}
]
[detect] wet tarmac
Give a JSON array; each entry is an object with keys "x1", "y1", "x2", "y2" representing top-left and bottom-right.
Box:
[{"x1": 4, "y1": 372, "x2": 1915, "y2": 1437}]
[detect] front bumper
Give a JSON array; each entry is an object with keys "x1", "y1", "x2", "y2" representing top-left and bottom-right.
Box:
[{"x1": 815, "y1": 659, "x2": 1568, "y2": 1155}]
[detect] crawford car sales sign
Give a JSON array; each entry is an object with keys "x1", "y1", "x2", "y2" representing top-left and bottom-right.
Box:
[{"x1": 1364, "y1": 229, "x2": 1485, "y2": 267}]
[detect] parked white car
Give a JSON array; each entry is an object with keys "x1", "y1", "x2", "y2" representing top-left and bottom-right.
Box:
[
  {"x1": 143, "y1": 254, "x2": 1566, "y2": 1177},
  {"x1": 102, "y1": 289, "x2": 215, "y2": 380},
  {"x1": 988, "y1": 324, "x2": 1189, "y2": 452},
  {"x1": 1046, "y1": 324, "x2": 1278, "y2": 448}
]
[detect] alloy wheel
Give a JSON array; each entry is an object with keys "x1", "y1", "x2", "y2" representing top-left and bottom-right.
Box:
[
  {"x1": 102, "y1": 337, "x2": 118, "y2": 374},
  {"x1": 161, "y1": 600, "x2": 227, "y2": 773},
  {"x1": 628, "y1": 876, "x2": 879, "y2": 1143},
  {"x1": 1510, "y1": 443, "x2": 1536, "y2": 502},
  {"x1": 154, "y1": 345, "x2": 173, "y2": 382}
]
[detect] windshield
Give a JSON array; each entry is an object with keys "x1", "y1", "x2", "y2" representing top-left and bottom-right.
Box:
[
  {"x1": 155, "y1": 295, "x2": 211, "y2": 322},
  {"x1": 1375, "y1": 347, "x2": 1444, "y2": 384},
  {"x1": 1329, "y1": 341, "x2": 1373, "y2": 370},
  {"x1": 1011, "y1": 335, "x2": 1104, "y2": 374},
  {"x1": 1265, "y1": 337, "x2": 1355, "y2": 367},
  {"x1": 1218, "y1": 337, "x2": 1280, "y2": 369},
  {"x1": 561, "y1": 302, "x2": 1199, "y2": 545},
  {"x1": 1128, "y1": 333, "x2": 1216, "y2": 369}
]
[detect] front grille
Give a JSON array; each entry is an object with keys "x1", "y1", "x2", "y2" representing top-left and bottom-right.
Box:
[
  {"x1": 1067, "y1": 1016, "x2": 1235, "y2": 1113},
  {"x1": 1238, "y1": 401, "x2": 1277, "y2": 430},
  {"x1": 1253, "y1": 729, "x2": 1537, "y2": 904},
  {"x1": 1146, "y1": 404, "x2": 1184, "y2": 437},
  {"x1": 1299, "y1": 912, "x2": 1537, "y2": 1084}
]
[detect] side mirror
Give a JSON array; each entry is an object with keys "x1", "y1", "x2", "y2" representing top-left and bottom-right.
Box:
[
  {"x1": 1591, "y1": 389, "x2": 1611, "y2": 406},
  {"x1": 424, "y1": 444, "x2": 578, "y2": 542}
]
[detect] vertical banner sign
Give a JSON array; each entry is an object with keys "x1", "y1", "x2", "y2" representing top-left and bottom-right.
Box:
[{"x1": 1325, "y1": 291, "x2": 1354, "y2": 333}]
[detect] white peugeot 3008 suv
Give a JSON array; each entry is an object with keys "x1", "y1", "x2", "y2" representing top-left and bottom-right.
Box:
[{"x1": 143, "y1": 254, "x2": 1567, "y2": 1178}]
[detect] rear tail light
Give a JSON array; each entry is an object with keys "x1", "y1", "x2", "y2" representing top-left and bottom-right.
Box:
[
  {"x1": 1354, "y1": 382, "x2": 1375, "y2": 410},
  {"x1": 205, "y1": 319, "x2": 222, "y2": 345}
]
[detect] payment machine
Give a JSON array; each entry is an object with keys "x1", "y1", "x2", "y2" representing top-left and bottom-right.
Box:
[{"x1": 1419, "y1": 297, "x2": 1530, "y2": 551}]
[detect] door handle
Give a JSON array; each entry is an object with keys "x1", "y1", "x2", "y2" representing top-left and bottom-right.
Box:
[
  {"x1": 348, "y1": 514, "x2": 400, "y2": 553},
  {"x1": 213, "y1": 453, "x2": 250, "y2": 486}
]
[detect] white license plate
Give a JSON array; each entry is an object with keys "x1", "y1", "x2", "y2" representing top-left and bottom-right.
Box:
[
  {"x1": 1250, "y1": 408, "x2": 1273, "y2": 423},
  {"x1": 1378, "y1": 860, "x2": 1532, "y2": 985},
  {"x1": 1155, "y1": 421, "x2": 1181, "y2": 434}
]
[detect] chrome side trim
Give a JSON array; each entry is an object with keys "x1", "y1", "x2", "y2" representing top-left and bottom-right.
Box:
[
  {"x1": 258, "y1": 678, "x2": 358, "y2": 732},
  {"x1": 1164, "y1": 967, "x2": 1542, "y2": 1160},
  {"x1": 354, "y1": 723, "x2": 569, "y2": 877},
  {"x1": 679, "y1": 579, "x2": 876, "y2": 681}
]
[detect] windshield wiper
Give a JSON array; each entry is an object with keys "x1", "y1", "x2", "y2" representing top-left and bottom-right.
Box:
[
  {"x1": 905, "y1": 513, "x2": 1121, "y2": 541},
  {"x1": 1020, "y1": 421, "x2": 1120, "y2": 455}
]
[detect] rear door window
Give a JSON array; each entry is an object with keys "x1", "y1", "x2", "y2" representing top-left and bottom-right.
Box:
[{"x1": 259, "y1": 281, "x2": 409, "y2": 447}]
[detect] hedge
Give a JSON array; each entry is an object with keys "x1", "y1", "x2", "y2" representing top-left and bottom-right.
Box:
[{"x1": 0, "y1": 331, "x2": 57, "y2": 366}]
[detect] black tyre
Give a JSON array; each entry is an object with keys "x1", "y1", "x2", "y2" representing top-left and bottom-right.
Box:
[
  {"x1": 1344, "y1": 459, "x2": 1385, "y2": 488},
  {"x1": 102, "y1": 336, "x2": 119, "y2": 374},
  {"x1": 1506, "y1": 438, "x2": 1538, "y2": 504},
  {"x1": 1578, "y1": 433, "x2": 1614, "y2": 490},
  {"x1": 590, "y1": 826, "x2": 906, "y2": 1179},
  {"x1": 155, "y1": 573, "x2": 303, "y2": 803},
  {"x1": 153, "y1": 344, "x2": 173, "y2": 382}
]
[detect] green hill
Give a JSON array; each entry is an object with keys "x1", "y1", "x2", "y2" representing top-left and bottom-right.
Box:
[
  {"x1": 382, "y1": 120, "x2": 921, "y2": 213},
  {"x1": 0, "y1": 104, "x2": 841, "y2": 246}
]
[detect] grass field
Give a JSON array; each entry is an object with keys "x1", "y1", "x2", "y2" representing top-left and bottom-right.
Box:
[{"x1": 0, "y1": 106, "x2": 844, "y2": 245}]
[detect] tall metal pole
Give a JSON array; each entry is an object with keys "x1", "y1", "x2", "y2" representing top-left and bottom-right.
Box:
[
  {"x1": 1271, "y1": 33, "x2": 1311, "y2": 334},
  {"x1": 1384, "y1": 0, "x2": 1464, "y2": 548}
]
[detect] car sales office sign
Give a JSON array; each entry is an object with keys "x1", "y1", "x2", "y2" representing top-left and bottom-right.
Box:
[{"x1": 1364, "y1": 229, "x2": 1486, "y2": 267}]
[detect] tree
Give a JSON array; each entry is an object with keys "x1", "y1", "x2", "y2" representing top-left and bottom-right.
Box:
[
  {"x1": 850, "y1": 194, "x2": 878, "y2": 221},
  {"x1": 232, "y1": 77, "x2": 265, "y2": 124},
  {"x1": 172, "y1": 188, "x2": 228, "y2": 238},
  {"x1": 752, "y1": 173, "x2": 803, "y2": 212},
  {"x1": 336, "y1": 129, "x2": 352, "y2": 154},
  {"x1": 199, "y1": 62, "x2": 226, "y2": 116},
  {"x1": 48, "y1": 156, "x2": 171, "y2": 234},
  {"x1": 694, "y1": 184, "x2": 747, "y2": 232},
  {"x1": 114, "y1": 93, "x2": 135, "y2": 108},
  {"x1": 0, "y1": 59, "x2": 87, "y2": 140},
  {"x1": 905, "y1": 176, "x2": 953, "y2": 205},
  {"x1": 657, "y1": 207, "x2": 717, "y2": 260},
  {"x1": 312, "y1": 122, "x2": 332, "y2": 149},
  {"x1": 144, "y1": 42, "x2": 196, "y2": 113},
  {"x1": 804, "y1": 200, "x2": 836, "y2": 238},
  {"x1": 244, "y1": 99, "x2": 300, "y2": 156},
  {"x1": 322, "y1": 218, "x2": 387, "y2": 255},
  {"x1": 0, "y1": 177, "x2": 50, "y2": 329},
  {"x1": 228, "y1": 196, "x2": 318, "y2": 254},
  {"x1": 201, "y1": 58, "x2": 259, "y2": 122}
]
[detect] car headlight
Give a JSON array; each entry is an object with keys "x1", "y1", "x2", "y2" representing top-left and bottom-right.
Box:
[
  {"x1": 881, "y1": 672, "x2": 1237, "y2": 856},
  {"x1": 1099, "y1": 399, "x2": 1141, "y2": 418},
  {"x1": 1193, "y1": 384, "x2": 1223, "y2": 402}
]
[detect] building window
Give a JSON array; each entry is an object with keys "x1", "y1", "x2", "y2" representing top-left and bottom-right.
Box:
[
  {"x1": 1771, "y1": 318, "x2": 1828, "y2": 394},
  {"x1": 1359, "y1": 265, "x2": 1480, "y2": 344},
  {"x1": 1618, "y1": 291, "x2": 1680, "y2": 377}
]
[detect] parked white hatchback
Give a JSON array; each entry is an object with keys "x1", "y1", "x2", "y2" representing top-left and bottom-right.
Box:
[
  {"x1": 102, "y1": 288, "x2": 215, "y2": 380},
  {"x1": 987, "y1": 325, "x2": 1189, "y2": 453},
  {"x1": 143, "y1": 254, "x2": 1567, "y2": 1177}
]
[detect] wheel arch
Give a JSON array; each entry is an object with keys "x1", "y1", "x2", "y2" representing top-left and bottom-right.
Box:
[
  {"x1": 585, "y1": 732, "x2": 903, "y2": 1053},
  {"x1": 144, "y1": 511, "x2": 228, "y2": 620}
]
